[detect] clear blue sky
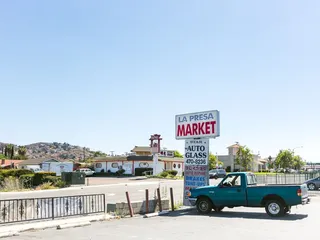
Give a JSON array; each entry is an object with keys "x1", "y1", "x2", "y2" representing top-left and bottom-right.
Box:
[{"x1": 1, "y1": 0, "x2": 319, "y2": 162}]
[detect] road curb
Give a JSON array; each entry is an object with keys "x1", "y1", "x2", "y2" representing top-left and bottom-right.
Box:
[
  {"x1": 56, "y1": 221, "x2": 91, "y2": 230},
  {"x1": 0, "y1": 214, "x2": 115, "y2": 237},
  {"x1": 0, "y1": 231, "x2": 19, "y2": 238},
  {"x1": 144, "y1": 210, "x2": 170, "y2": 218}
]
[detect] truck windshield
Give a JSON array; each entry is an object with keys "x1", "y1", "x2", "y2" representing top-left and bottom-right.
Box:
[{"x1": 247, "y1": 174, "x2": 257, "y2": 185}]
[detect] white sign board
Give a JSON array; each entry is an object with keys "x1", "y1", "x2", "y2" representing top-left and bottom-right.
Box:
[
  {"x1": 185, "y1": 139, "x2": 209, "y2": 166},
  {"x1": 175, "y1": 110, "x2": 220, "y2": 140},
  {"x1": 183, "y1": 139, "x2": 209, "y2": 206}
]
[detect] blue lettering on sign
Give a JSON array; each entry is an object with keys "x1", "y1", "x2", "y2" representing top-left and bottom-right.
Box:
[
  {"x1": 189, "y1": 113, "x2": 214, "y2": 122},
  {"x1": 178, "y1": 116, "x2": 188, "y2": 123},
  {"x1": 186, "y1": 176, "x2": 205, "y2": 181}
]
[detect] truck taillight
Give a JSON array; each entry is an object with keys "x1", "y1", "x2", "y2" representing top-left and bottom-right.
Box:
[{"x1": 297, "y1": 189, "x2": 302, "y2": 196}]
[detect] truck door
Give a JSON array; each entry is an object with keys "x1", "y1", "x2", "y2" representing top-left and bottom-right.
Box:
[{"x1": 214, "y1": 174, "x2": 247, "y2": 207}]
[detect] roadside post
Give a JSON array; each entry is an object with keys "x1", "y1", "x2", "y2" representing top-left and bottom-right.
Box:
[
  {"x1": 175, "y1": 110, "x2": 220, "y2": 206},
  {"x1": 125, "y1": 191, "x2": 134, "y2": 217},
  {"x1": 157, "y1": 188, "x2": 162, "y2": 212},
  {"x1": 170, "y1": 187, "x2": 175, "y2": 211},
  {"x1": 145, "y1": 189, "x2": 149, "y2": 214}
]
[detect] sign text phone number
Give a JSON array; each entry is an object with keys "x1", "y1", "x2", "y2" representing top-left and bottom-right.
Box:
[{"x1": 185, "y1": 159, "x2": 207, "y2": 165}]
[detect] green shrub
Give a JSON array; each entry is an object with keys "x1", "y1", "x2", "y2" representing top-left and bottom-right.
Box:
[
  {"x1": 33, "y1": 172, "x2": 56, "y2": 186},
  {"x1": 54, "y1": 179, "x2": 68, "y2": 188},
  {"x1": 43, "y1": 176, "x2": 61, "y2": 184},
  {"x1": 225, "y1": 166, "x2": 231, "y2": 172},
  {"x1": 19, "y1": 174, "x2": 34, "y2": 187},
  {"x1": 159, "y1": 171, "x2": 169, "y2": 178},
  {"x1": 116, "y1": 169, "x2": 125, "y2": 176},
  {"x1": 166, "y1": 170, "x2": 178, "y2": 176},
  {"x1": 0, "y1": 175, "x2": 4, "y2": 183},
  {"x1": 0, "y1": 169, "x2": 33, "y2": 178}
]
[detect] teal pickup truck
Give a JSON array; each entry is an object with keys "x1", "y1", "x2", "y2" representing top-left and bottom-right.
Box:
[{"x1": 188, "y1": 172, "x2": 310, "y2": 217}]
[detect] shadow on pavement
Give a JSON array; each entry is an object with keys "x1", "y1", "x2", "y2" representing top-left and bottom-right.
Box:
[{"x1": 161, "y1": 209, "x2": 308, "y2": 221}]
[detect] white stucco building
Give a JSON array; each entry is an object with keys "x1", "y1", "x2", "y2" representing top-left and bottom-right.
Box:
[
  {"x1": 217, "y1": 143, "x2": 267, "y2": 172},
  {"x1": 93, "y1": 146, "x2": 184, "y2": 176}
]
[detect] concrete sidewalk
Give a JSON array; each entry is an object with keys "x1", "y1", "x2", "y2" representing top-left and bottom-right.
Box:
[{"x1": 0, "y1": 214, "x2": 114, "y2": 238}]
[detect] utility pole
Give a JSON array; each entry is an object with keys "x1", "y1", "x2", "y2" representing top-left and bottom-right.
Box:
[{"x1": 83, "y1": 147, "x2": 86, "y2": 162}]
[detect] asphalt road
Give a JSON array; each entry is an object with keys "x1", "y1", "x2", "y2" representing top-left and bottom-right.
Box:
[
  {"x1": 9, "y1": 197, "x2": 319, "y2": 240},
  {"x1": 0, "y1": 178, "x2": 221, "y2": 204}
]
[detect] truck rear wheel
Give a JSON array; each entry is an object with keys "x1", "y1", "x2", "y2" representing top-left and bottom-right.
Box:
[
  {"x1": 196, "y1": 197, "x2": 213, "y2": 214},
  {"x1": 265, "y1": 200, "x2": 285, "y2": 217}
]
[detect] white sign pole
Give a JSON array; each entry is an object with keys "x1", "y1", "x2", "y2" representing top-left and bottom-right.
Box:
[{"x1": 152, "y1": 153, "x2": 159, "y2": 175}]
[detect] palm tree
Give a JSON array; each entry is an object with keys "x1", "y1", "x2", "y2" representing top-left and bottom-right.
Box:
[{"x1": 18, "y1": 146, "x2": 27, "y2": 157}]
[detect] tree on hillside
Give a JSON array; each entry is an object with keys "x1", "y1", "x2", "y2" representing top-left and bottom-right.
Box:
[
  {"x1": 4, "y1": 144, "x2": 15, "y2": 159},
  {"x1": 18, "y1": 146, "x2": 27, "y2": 157},
  {"x1": 292, "y1": 155, "x2": 305, "y2": 170},
  {"x1": 174, "y1": 150, "x2": 183, "y2": 158},
  {"x1": 274, "y1": 150, "x2": 294, "y2": 169},
  {"x1": 93, "y1": 151, "x2": 107, "y2": 157},
  {"x1": 235, "y1": 146, "x2": 254, "y2": 171}
]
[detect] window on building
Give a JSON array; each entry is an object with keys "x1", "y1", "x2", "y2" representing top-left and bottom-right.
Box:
[
  {"x1": 139, "y1": 162, "x2": 149, "y2": 168},
  {"x1": 178, "y1": 164, "x2": 181, "y2": 169},
  {"x1": 111, "y1": 163, "x2": 118, "y2": 168},
  {"x1": 96, "y1": 163, "x2": 102, "y2": 168},
  {"x1": 173, "y1": 164, "x2": 176, "y2": 168}
]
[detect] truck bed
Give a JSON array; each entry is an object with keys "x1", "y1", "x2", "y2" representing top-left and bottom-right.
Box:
[{"x1": 246, "y1": 184, "x2": 308, "y2": 207}]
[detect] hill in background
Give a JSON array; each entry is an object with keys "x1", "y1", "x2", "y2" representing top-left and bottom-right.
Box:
[{"x1": 0, "y1": 142, "x2": 108, "y2": 161}]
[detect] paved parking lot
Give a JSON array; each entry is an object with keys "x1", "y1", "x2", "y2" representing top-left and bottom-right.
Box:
[{"x1": 10, "y1": 197, "x2": 319, "y2": 240}]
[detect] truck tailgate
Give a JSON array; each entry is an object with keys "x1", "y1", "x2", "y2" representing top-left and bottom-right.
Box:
[{"x1": 301, "y1": 183, "x2": 309, "y2": 199}]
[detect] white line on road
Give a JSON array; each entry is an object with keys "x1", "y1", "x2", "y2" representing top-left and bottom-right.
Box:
[{"x1": 108, "y1": 193, "x2": 116, "y2": 196}]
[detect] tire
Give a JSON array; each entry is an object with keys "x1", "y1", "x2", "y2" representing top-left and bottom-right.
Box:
[
  {"x1": 213, "y1": 206, "x2": 224, "y2": 212},
  {"x1": 196, "y1": 197, "x2": 213, "y2": 214},
  {"x1": 265, "y1": 200, "x2": 285, "y2": 217},
  {"x1": 284, "y1": 206, "x2": 290, "y2": 214},
  {"x1": 308, "y1": 183, "x2": 317, "y2": 191}
]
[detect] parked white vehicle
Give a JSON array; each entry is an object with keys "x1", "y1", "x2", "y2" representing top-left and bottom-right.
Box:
[{"x1": 76, "y1": 168, "x2": 95, "y2": 176}]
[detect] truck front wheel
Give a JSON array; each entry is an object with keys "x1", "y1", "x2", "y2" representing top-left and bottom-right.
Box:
[
  {"x1": 196, "y1": 197, "x2": 213, "y2": 214},
  {"x1": 265, "y1": 200, "x2": 285, "y2": 217}
]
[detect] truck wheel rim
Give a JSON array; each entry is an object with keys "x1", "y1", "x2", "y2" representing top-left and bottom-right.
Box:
[
  {"x1": 309, "y1": 184, "x2": 315, "y2": 190},
  {"x1": 199, "y1": 201, "x2": 208, "y2": 212},
  {"x1": 268, "y1": 203, "x2": 280, "y2": 215}
]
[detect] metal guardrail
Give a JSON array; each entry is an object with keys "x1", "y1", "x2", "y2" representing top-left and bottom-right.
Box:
[
  {"x1": 256, "y1": 172, "x2": 320, "y2": 185},
  {"x1": 0, "y1": 194, "x2": 105, "y2": 224}
]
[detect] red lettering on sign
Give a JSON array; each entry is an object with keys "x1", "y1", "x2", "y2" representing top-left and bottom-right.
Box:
[
  {"x1": 199, "y1": 122, "x2": 205, "y2": 134},
  {"x1": 192, "y1": 123, "x2": 198, "y2": 135},
  {"x1": 177, "y1": 121, "x2": 216, "y2": 137},
  {"x1": 186, "y1": 124, "x2": 192, "y2": 135}
]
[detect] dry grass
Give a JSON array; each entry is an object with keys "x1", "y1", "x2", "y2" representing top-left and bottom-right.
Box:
[
  {"x1": 0, "y1": 176, "x2": 27, "y2": 192},
  {"x1": 35, "y1": 182, "x2": 58, "y2": 190}
]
